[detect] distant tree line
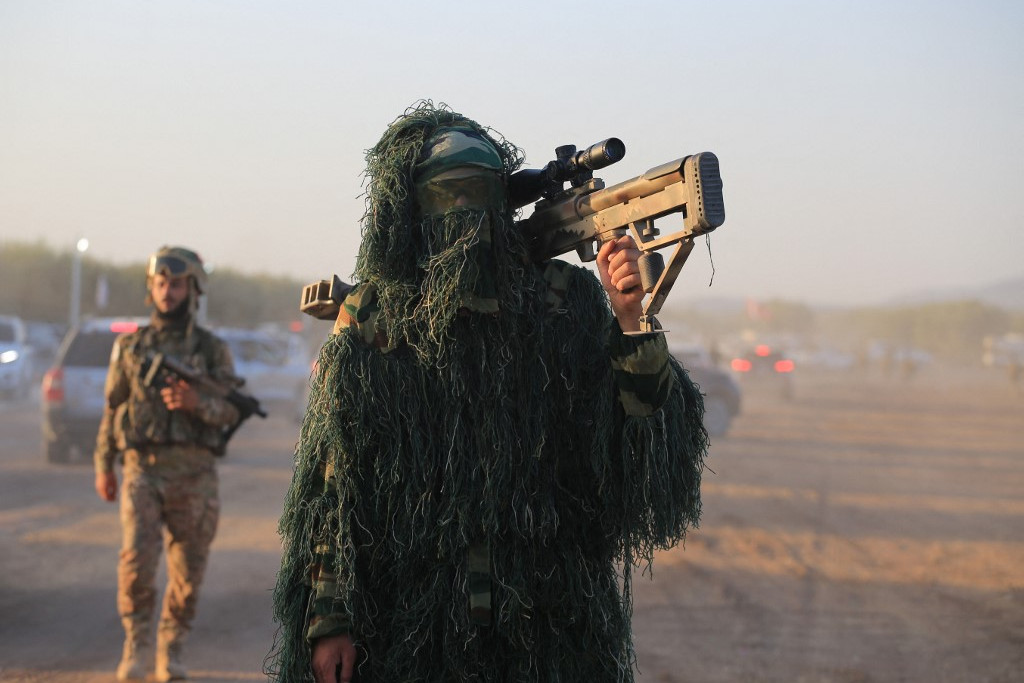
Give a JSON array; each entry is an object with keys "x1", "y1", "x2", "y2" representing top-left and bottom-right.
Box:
[
  {"x1": 5, "y1": 240, "x2": 1021, "y2": 363},
  {"x1": 0, "y1": 240, "x2": 309, "y2": 328},
  {"x1": 819, "y1": 301, "x2": 1023, "y2": 361},
  {"x1": 676, "y1": 298, "x2": 1024, "y2": 364}
]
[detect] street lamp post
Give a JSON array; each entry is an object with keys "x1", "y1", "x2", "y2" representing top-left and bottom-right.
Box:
[{"x1": 70, "y1": 238, "x2": 89, "y2": 328}]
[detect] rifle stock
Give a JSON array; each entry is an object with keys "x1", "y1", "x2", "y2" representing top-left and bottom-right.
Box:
[{"x1": 299, "y1": 274, "x2": 354, "y2": 321}]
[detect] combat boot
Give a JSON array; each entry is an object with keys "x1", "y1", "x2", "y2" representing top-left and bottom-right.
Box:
[
  {"x1": 116, "y1": 619, "x2": 152, "y2": 681},
  {"x1": 155, "y1": 624, "x2": 189, "y2": 681}
]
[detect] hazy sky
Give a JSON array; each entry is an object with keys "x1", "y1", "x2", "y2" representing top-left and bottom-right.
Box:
[{"x1": 1, "y1": 0, "x2": 1022, "y2": 309}]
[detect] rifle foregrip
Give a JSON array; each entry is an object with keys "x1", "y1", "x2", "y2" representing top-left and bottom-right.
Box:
[{"x1": 638, "y1": 251, "x2": 665, "y2": 293}]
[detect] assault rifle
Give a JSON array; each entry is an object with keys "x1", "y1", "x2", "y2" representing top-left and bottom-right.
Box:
[
  {"x1": 508, "y1": 139, "x2": 726, "y2": 334},
  {"x1": 141, "y1": 351, "x2": 267, "y2": 443}
]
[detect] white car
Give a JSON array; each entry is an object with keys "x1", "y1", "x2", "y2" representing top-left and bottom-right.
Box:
[
  {"x1": 0, "y1": 315, "x2": 33, "y2": 400},
  {"x1": 215, "y1": 327, "x2": 313, "y2": 422},
  {"x1": 40, "y1": 317, "x2": 149, "y2": 463}
]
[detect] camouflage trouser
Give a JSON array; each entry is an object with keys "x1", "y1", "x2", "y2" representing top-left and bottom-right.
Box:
[{"x1": 118, "y1": 447, "x2": 220, "y2": 634}]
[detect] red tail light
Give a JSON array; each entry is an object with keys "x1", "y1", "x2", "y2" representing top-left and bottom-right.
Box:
[
  {"x1": 774, "y1": 359, "x2": 795, "y2": 373},
  {"x1": 42, "y1": 367, "x2": 65, "y2": 403},
  {"x1": 755, "y1": 344, "x2": 772, "y2": 357},
  {"x1": 110, "y1": 321, "x2": 139, "y2": 334},
  {"x1": 731, "y1": 358, "x2": 752, "y2": 372}
]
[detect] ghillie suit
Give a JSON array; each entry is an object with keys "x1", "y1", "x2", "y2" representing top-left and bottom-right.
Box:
[{"x1": 267, "y1": 102, "x2": 709, "y2": 682}]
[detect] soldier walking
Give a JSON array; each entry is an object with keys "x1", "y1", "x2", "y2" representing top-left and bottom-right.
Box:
[{"x1": 93, "y1": 246, "x2": 242, "y2": 681}]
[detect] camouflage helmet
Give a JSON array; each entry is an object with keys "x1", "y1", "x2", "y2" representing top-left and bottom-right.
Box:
[
  {"x1": 413, "y1": 127, "x2": 505, "y2": 182},
  {"x1": 147, "y1": 245, "x2": 207, "y2": 294},
  {"x1": 413, "y1": 128, "x2": 507, "y2": 216}
]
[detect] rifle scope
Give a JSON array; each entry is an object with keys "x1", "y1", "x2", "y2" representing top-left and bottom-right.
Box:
[
  {"x1": 551, "y1": 138, "x2": 625, "y2": 182},
  {"x1": 508, "y1": 138, "x2": 626, "y2": 208}
]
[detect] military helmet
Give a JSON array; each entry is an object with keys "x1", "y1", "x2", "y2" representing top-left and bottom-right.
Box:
[
  {"x1": 147, "y1": 246, "x2": 207, "y2": 294},
  {"x1": 413, "y1": 128, "x2": 506, "y2": 216}
]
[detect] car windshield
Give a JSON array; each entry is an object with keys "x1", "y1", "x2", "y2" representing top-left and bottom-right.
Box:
[
  {"x1": 62, "y1": 332, "x2": 117, "y2": 367},
  {"x1": 0, "y1": 323, "x2": 16, "y2": 343},
  {"x1": 226, "y1": 337, "x2": 288, "y2": 366}
]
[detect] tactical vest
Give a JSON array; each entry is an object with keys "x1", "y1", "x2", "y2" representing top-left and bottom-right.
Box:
[{"x1": 114, "y1": 324, "x2": 233, "y2": 456}]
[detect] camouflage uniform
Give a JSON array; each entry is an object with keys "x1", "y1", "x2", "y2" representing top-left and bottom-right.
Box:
[{"x1": 95, "y1": 313, "x2": 240, "y2": 670}]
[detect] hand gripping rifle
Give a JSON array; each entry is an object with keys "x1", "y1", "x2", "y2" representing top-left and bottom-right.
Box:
[
  {"x1": 141, "y1": 351, "x2": 267, "y2": 443},
  {"x1": 508, "y1": 139, "x2": 725, "y2": 334}
]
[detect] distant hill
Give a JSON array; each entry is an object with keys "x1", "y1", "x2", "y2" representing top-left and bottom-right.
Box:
[
  {"x1": 888, "y1": 275, "x2": 1024, "y2": 311},
  {"x1": 664, "y1": 275, "x2": 1024, "y2": 316}
]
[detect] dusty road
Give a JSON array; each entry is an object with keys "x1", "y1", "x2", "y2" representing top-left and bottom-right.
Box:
[
  {"x1": 0, "y1": 398, "x2": 295, "y2": 683},
  {"x1": 1, "y1": 366, "x2": 1022, "y2": 682},
  {"x1": 632, "y1": 368, "x2": 1024, "y2": 683}
]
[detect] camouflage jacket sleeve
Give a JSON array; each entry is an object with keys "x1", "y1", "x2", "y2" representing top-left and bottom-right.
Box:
[
  {"x1": 301, "y1": 285, "x2": 384, "y2": 641},
  {"x1": 607, "y1": 321, "x2": 675, "y2": 416},
  {"x1": 94, "y1": 334, "x2": 132, "y2": 475},
  {"x1": 304, "y1": 459, "x2": 352, "y2": 641}
]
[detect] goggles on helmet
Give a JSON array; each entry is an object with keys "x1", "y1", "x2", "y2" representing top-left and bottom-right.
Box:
[
  {"x1": 148, "y1": 255, "x2": 191, "y2": 278},
  {"x1": 415, "y1": 169, "x2": 505, "y2": 217}
]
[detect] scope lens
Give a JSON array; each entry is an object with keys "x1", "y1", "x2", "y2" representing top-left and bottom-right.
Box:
[{"x1": 580, "y1": 138, "x2": 625, "y2": 170}]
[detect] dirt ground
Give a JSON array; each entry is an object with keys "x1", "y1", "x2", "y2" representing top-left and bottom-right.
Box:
[
  {"x1": 630, "y1": 367, "x2": 1024, "y2": 683},
  {"x1": 0, "y1": 363, "x2": 1021, "y2": 682}
]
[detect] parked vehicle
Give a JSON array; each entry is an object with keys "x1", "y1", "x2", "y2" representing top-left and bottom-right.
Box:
[
  {"x1": 730, "y1": 343, "x2": 796, "y2": 399},
  {"x1": 215, "y1": 327, "x2": 313, "y2": 422},
  {"x1": 24, "y1": 319, "x2": 67, "y2": 380},
  {"x1": 983, "y1": 332, "x2": 1024, "y2": 368},
  {"x1": 0, "y1": 315, "x2": 34, "y2": 400},
  {"x1": 40, "y1": 317, "x2": 147, "y2": 463},
  {"x1": 671, "y1": 344, "x2": 742, "y2": 437}
]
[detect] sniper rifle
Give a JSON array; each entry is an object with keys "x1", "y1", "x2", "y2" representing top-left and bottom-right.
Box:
[
  {"x1": 508, "y1": 138, "x2": 726, "y2": 333},
  {"x1": 298, "y1": 140, "x2": 726, "y2": 333}
]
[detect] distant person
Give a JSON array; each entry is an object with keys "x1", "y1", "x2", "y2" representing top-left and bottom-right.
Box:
[{"x1": 93, "y1": 246, "x2": 242, "y2": 681}]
